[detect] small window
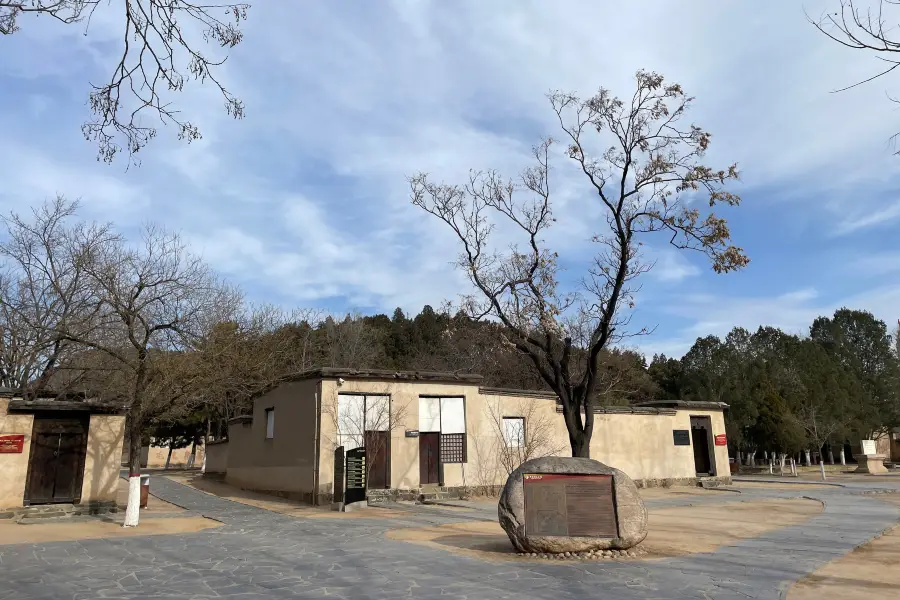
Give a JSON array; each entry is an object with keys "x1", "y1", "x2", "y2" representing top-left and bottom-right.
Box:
[
  {"x1": 265, "y1": 408, "x2": 275, "y2": 439},
  {"x1": 440, "y1": 433, "x2": 466, "y2": 463},
  {"x1": 502, "y1": 417, "x2": 525, "y2": 448}
]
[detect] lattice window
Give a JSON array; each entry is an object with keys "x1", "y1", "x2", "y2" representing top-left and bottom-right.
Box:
[{"x1": 440, "y1": 433, "x2": 466, "y2": 464}]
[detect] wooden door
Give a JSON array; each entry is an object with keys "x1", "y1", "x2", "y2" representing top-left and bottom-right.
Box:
[
  {"x1": 25, "y1": 415, "x2": 89, "y2": 505},
  {"x1": 690, "y1": 416, "x2": 713, "y2": 476},
  {"x1": 419, "y1": 432, "x2": 440, "y2": 485},
  {"x1": 364, "y1": 430, "x2": 390, "y2": 490}
]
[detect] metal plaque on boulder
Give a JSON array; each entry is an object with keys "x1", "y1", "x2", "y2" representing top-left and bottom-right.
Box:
[
  {"x1": 345, "y1": 447, "x2": 367, "y2": 505},
  {"x1": 523, "y1": 473, "x2": 618, "y2": 538}
]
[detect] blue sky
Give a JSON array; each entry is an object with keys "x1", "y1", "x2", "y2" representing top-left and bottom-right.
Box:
[{"x1": 2, "y1": 0, "x2": 899, "y2": 359}]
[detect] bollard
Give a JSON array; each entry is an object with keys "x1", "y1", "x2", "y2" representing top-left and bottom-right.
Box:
[{"x1": 139, "y1": 474, "x2": 150, "y2": 508}]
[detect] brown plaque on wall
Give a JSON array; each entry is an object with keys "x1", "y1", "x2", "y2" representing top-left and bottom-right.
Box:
[{"x1": 523, "y1": 473, "x2": 618, "y2": 538}]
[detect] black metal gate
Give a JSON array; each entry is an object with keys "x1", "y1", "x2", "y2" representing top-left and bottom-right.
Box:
[{"x1": 345, "y1": 446, "x2": 367, "y2": 504}]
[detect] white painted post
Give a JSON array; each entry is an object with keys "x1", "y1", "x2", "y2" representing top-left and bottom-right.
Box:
[{"x1": 123, "y1": 475, "x2": 141, "y2": 527}]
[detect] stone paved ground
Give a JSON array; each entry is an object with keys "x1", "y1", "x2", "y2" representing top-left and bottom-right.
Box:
[{"x1": 1, "y1": 477, "x2": 899, "y2": 600}]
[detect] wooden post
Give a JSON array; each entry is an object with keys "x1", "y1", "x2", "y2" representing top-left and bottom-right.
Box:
[{"x1": 332, "y1": 446, "x2": 345, "y2": 512}]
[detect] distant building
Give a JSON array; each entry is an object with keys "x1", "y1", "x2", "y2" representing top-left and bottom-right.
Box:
[{"x1": 0, "y1": 389, "x2": 125, "y2": 514}]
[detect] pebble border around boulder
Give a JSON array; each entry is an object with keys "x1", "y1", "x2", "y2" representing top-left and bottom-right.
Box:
[{"x1": 498, "y1": 456, "x2": 648, "y2": 553}]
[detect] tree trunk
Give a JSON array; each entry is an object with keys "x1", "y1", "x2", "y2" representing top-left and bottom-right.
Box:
[
  {"x1": 201, "y1": 417, "x2": 211, "y2": 474},
  {"x1": 819, "y1": 459, "x2": 827, "y2": 481},
  {"x1": 164, "y1": 440, "x2": 174, "y2": 470},
  {"x1": 569, "y1": 433, "x2": 590, "y2": 458},
  {"x1": 828, "y1": 448, "x2": 835, "y2": 465},
  {"x1": 839, "y1": 448, "x2": 846, "y2": 465},
  {"x1": 123, "y1": 361, "x2": 148, "y2": 528},
  {"x1": 804, "y1": 449, "x2": 811, "y2": 466},
  {"x1": 123, "y1": 415, "x2": 143, "y2": 527},
  {"x1": 187, "y1": 437, "x2": 197, "y2": 469},
  {"x1": 561, "y1": 397, "x2": 591, "y2": 458}
]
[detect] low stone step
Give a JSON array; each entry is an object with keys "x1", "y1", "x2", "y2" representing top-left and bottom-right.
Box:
[{"x1": 18, "y1": 512, "x2": 70, "y2": 522}]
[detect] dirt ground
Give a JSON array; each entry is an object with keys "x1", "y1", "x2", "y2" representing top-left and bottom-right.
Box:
[
  {"x1": 0, "y1": 516, "x2": 219, "y2": 545},
  {"x1": 387, "y1": 497, "x2": 822, "y2": 562},
  {"x1": 0, "y1": 478, "x2": 219, "y2": 546},
  {"x1": 788, "y1": 494, "x2": 900, "y2": 600},
  {"x1": 166, "y1": 474, "x2": 402, "y2": 520}
]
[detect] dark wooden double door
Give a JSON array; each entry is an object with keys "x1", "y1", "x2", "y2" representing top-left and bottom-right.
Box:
[{"x1": 25, "y1": 415, "x2": 89, "y2": 505}]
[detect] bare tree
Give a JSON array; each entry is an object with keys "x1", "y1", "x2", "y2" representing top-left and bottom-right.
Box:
[
  {"x1": 55, "y1": 222, "x2": 240, "y2": 526},
  {"x1": 0, "y1": 1, "x2": 250, "y2": 163},
  {"x1": 410, "y1": 70, "x2": 747, "y2": 457},
  {"x1": 486, "y1": 396, "x2": 566, "y2": 476},
  {"x1": 810, "y1": 1, "x2": 900, "y2": 149},
  {"x1": 894, "y1": 320, "x2": 899, "y2": 358},
  {"x1": 0, "y1": 197, "x2": 118, "y2": 396},
  {"x1": 788, "y1": 404, "x2": 846, "y2": 481},
  {"x1": 317, "y1": 313, "x2": 384, "y2": 369},
  {"x1": 194, "y1": 305, "x2": 323, "y2": 439}
]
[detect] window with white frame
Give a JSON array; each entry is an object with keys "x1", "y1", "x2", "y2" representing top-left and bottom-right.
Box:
[
  {"x1": 502, "y1": 417, "x2": 525, "y2": 448},
  {"x1": 418, "y1": 396, "x2": 467, "y2": 463},
  {"x1": 337, "y1": 394, "x2": 390, "y2": 450},
  {"x1": 265, "y1": 408, "x2": 275, "y2": 439}
]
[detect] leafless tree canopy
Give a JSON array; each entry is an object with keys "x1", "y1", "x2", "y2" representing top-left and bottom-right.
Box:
[
  {"x1": 0, "y1": 1, "x2": 249, "y2": 163},
  {"x1": 810, "y1": 1, "x2": 900, "y2": 149},
  {"x1": 410, "y1": 70, "x2": 747, "y2": 457},
  {"x1": 0, "y1": 197, "x2": 119, "y2": 394}
]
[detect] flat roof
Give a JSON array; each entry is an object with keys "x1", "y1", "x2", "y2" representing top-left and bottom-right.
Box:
[
  {"x1": 283, "y1": 367, "x2": 483, "y2": 385},
  {"x1": 634, "y1": 399, "x2": 729, "y2": 411}
]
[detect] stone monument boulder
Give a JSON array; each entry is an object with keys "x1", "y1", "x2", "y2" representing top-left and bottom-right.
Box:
[{"x1": 498, "y1": 456, "x2": 647, "y2": 553}]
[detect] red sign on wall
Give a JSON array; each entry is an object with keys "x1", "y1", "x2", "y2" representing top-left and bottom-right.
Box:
[
  {"x1": 0, "y1": 434, "x2": 25, "y2": 453},
  {"x1": 714, "y1": 434, "x2": 727, "y2": 446}
]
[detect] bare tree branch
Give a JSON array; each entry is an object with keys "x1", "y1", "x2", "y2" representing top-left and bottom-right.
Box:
[
  {"x1": 810, "y1": 0, "x2": 900, "y2": 151},
  {"x1": 0, "y1": 1, "x2": 249, "y2": 164},
  {"x1": 410, "y1": 70, "x2": 747, "y2": 457}
]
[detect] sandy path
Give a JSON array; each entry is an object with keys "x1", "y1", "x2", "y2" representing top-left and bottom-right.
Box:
[
  {"x1": 788, "y1": 494, "x2": 900, "y2": 600},
  {"x1": 387, "y1": 497, "x2": 822, "y2": 562},
  {"x1": 0, "y1": 517, "x2": 219, "y2": 545}
]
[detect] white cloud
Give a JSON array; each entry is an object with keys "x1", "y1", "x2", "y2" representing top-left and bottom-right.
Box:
[
  {"x1": 634, "y1": 284, "x2": 900, "y2": 359},
  {"x1": 835, "y1": 200, "x2": 900, "y2": 235},
  {"x1": 848, "y1": 252, "x2": 900, "y2": 276},
  {"x1": 648, "y1": 250, "x2": 702, "y2": 283},
  {"x1": 3, "y1": 0, "x2": 900, "y2": 355},
  {"x1": 0, "y1": 142, "x2": 147, "y2": 216}
]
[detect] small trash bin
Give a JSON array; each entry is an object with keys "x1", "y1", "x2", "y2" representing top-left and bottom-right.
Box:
[{"x1": 139, "y1": 474, "x2": 150, "y2": 508}]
